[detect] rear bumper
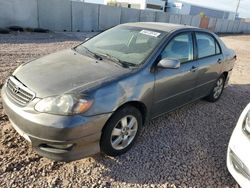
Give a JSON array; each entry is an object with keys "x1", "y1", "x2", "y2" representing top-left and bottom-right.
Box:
[{"x1": 1, "y1": 85, "x2": 111, "y2": 161}]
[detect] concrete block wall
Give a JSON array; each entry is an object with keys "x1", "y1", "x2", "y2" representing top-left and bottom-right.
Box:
[
  {"x1": 208, "y1": 18, "x2": 217, "y2": 32},
  {"x1": 247, "y1": 23, "x2": 250, "y2": 33},
  {"x1": 232, "y1": 21, "x2": 240, "y2": 33},
  {"x1": 121, "y1": 8, "x2": 140, "y2": 23},
  {"x1": 0, "y1": 0, "x2": 38, "y2": 28},
  {"x1": 139, "y1": 10, "x2": 156, "y2": 22},
  {"x1": 214, "y1": 19, "x2": 223, "y2": 33},
  {"x1": 181, "y1": 15, "x2": 192, "y2": 25},
  {"x1": 71, "y1": 1, "x2": 82, "y2": 32},
  {"x1": 238, "y1": 22, "x2": 246, "y2": 33},
  {"x1": 1, "y1": 0, "x2": 250, "y2": 33},
  {"x1": 190, "y1": 16, "x2": 201, "y2": 27},
  {"x1": 226, "y1": 20, "x2": 234, "y2": 33},
  {"x1": 220, "y1": 20, "x2": 230, "y2": 33},
  {"x1": 83, "y1": 3, "x2": 100, "y2": 32},
  {"x1": 244, "y1": 23, "x2": 249, "y2": 33},
  {"x1": 169, "y1": 14, "x2": 181, "y2": 24},
  {"x1": 38, "y1": 0, "x2": 71, "y2": 31},
  {"x1": 72, "y1": 2, "x2": 99, "y2": 32},
  {"x1": 242, "y1": 22, "x2": 249, "y2": 33},
  {"x1": 99, "y1": 5, "x2": 121, "y2": 30},
  {"x1": 155, "y1": 12, "x2": 170, "y2": 23}
]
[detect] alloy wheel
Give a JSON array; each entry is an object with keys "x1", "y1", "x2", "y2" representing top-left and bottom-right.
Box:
[
  {"x1": 110, "y1": 115, "x2": 138, "y2": 150},
  {"x1": 213, "y1": 78, "x2": 224, "y2": 99}
]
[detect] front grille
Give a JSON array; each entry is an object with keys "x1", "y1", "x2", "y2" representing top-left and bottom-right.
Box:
[{"x1": 6, "y1": 76, "x2": 35, "y2": 106}]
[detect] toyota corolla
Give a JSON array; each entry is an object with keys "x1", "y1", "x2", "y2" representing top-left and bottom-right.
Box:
[{"x1": 2, "y1": 22, "x2": 236, "y2": 161}]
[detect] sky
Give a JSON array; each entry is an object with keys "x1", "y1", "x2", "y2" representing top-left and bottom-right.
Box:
[{"x1": 180, "y1": 0, "x2": 250, "y2": 18}]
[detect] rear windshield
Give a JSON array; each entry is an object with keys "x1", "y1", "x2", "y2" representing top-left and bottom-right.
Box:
[{"x1": 75, "y1": 26, "x2": 167, "y2": 65}]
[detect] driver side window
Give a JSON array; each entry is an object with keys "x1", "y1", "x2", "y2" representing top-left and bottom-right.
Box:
[{"x1": 161, "y1": 33, "x2": 194, "y2": 63}]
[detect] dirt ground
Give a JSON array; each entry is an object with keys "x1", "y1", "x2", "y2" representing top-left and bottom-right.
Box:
[{"x1": 0, "y1": 32, "x2": 250, "y2": 188}]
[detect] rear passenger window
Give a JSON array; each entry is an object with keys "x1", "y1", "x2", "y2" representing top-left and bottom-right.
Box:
[{"x1": 196, "y1": 33, "x2": 218, "y2": 58}]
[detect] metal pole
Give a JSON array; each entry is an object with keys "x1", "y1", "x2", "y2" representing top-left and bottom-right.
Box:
[{"x1": 235, "y1": 0, "x2": 240, "y2": 20}]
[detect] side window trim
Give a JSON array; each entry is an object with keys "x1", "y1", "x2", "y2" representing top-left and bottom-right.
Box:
[
  {"x1": 192, "y1": 31, "x2": 198, "y2": 60},
  {"x1": 159, "y1": 31, "x2": 195, "y2": 64},
  {"x1": 194, "y1": 31, "x2": 222, "y2": 60},
  {"x1": 215, "y1": 39, "x2": 222, "y2": 55}
]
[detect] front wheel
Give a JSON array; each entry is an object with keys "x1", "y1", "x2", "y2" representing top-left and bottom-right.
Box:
[
  {"x1": 205, "y1": 75, "x2": 225, "y2": 102},
  {"x1": 100, "y1": 106, "x2": 142, "y2": 156}
]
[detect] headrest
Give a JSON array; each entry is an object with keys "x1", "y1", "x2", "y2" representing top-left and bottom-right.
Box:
[
  {"x1": 197, "y1": 39, "x2": 209, "y2": 48},
  {"x1": 171, "y1": 40, "x2": 188, "y2": 53}
]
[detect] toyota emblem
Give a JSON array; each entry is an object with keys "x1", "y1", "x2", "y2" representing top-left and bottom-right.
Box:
[{"x1": 13, "y1": 86, "x2": 20, "y2": 94}]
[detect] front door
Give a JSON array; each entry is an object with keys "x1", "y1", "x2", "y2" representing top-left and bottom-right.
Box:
[{"x1": 152, "y1": 32, "x2": 199, "y2": 117}]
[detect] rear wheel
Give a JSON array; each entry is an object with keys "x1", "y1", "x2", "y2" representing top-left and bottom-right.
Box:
[
  {"x1": 205, "y1": 75, "x2": 225, "y2": 102},
  {"x1": 100, "y1": 106, "x2": 142, "y2": 156}
]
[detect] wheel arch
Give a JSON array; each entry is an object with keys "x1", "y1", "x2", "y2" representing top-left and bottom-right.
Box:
[
  {"x1": 222, "y1": 71, "x2": 228, "y2": 80},
  {"x1": 120, "y1": 101, "x2": 148, "y2": 126},
  {"x1": 101, "y1": 101, "x2": 148, "y2": 133}
]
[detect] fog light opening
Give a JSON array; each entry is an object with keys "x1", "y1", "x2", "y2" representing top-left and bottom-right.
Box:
[{"x1": 39, "y1": 143, "x2": 74, "y2": 151}]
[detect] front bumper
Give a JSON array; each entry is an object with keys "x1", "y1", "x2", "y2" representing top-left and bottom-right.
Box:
[
  {"x1": 1, "y1": 85, "x2": 111, "y2": 161},
  {"x1": 227, "y1": 103, "x2": 250, "y2": 188}
]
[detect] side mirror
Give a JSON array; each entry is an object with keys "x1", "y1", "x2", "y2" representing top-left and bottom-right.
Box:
[{"x1": 157, "y1": 58, "x2": 180, "y2": 69}]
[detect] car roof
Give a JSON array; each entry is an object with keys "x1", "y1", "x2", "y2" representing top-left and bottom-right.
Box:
[{"x1": 121, "y1": 22, "x2": 199, "y2": 33}]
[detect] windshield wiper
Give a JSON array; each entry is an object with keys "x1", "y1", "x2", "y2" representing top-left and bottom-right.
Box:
[
  {"x1": 76, "y1": 46, "x2": 103, "y2": 60},
  {"x1": 100, "y1": 53, "x2": 136, "y2": 68},
  {"x1": 84, "y1": 46, "x2": 103, "y2": 60}
]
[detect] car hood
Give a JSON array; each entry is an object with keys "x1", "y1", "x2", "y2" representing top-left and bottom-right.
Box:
[{"x1": 14, "y1": 49, "x2": 131, "y2": 98}]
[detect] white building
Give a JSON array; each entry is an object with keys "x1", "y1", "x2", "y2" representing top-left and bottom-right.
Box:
[
  {"x1": 83, "y1": 0, "x2": 167, "y2": 12},
  {"x1": 167, "y1": 0, "x2": 236, "y2": 20}
]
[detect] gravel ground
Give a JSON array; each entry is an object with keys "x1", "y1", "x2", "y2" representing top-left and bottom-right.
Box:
[{"x1": 0, "y1": 32, "x2": 250, "y2": 188}]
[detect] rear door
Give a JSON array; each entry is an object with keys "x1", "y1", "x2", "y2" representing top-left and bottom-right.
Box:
[{"x1": 193, "y1": 32, "x2": 224, "y2": 99}]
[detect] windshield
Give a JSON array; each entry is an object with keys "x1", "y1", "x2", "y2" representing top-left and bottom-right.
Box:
[{"x1": 75, "y1": 26, "x2": 166, "y2": 66}]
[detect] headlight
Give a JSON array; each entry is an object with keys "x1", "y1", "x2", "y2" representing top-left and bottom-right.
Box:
[
  {"x1": 35, "y1": 94, "x2": 93, "y2": 115},
  {"x1": 243, "y1": 110, "x2": 250, "y2": 134}
]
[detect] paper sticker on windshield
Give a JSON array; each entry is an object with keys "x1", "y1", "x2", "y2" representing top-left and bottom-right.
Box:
[{"x1": 140, "y1": 30, "x2": 161, "y2": 37}]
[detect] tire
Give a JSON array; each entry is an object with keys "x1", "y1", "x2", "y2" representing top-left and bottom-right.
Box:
[
  {"x1": 100, "y1": 105, "x2": 142, "y2": 156},
  {"x1": 205, "y1": 75, "x2": 225, "y2": 102}
]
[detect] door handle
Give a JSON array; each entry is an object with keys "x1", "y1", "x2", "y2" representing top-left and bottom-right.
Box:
[
  {"x1": 190, "y1": 66, "x2": 198, "y2": 72},
  {"x1": 217, "y1": 58, "x2": 222, "y2": 64}
]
